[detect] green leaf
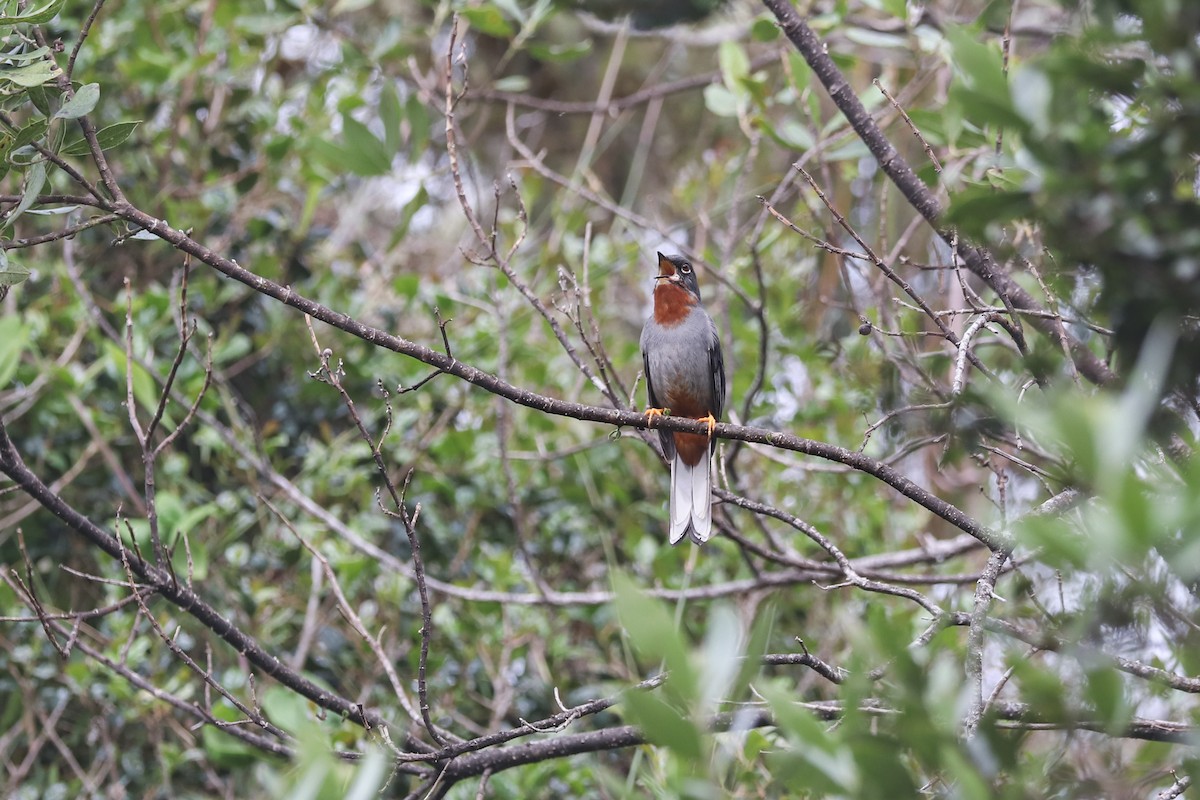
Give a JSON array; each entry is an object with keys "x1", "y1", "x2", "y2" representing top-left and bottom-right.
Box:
[
  {"x1": 698, "y1": 603, "x2": 742, "y2": 714},
  {"x1": 25, "y1": 84, "x2": 53, "y2": 116},
  {"x1": 527, "y1": 39, "x2": 592, "y2": 63},
  {"x1": 0, "y1": 256, "x2": 31, "y2": 286},
  {"x1": 703, "y1": 84, "x2": 739, "y2": 118},
  {"x1": 761, "y1": 117, "x2": 814, "y2": 151},
  {"x1": 102, "y1": 340, "x2": 161, "y2": 416},
  {"x1": 1009, "y1": 65, "x2": 1053, "y2": 135},
  {"x1": 201, "y1": 725, "x2": 259, "y2": 768},
  {"x1": 460, "y1": 6, "x2": 514, "y2": 38},
  {"x1": 0, "y1": 0, "x2": 67, "y2": 25},
  {"x1": 54, "y1": 83, "x2": 100, "y2": 120},
  {"x1": 408, "y1": 92, "x2": 432, "y2": 155},
  {"x1": 26, "y1": 204, "x2": 78, "y2": 216},
  {"x1": 982, "y1": 165, "x2": 1027, "y2": 189},
  {"x1": 611, "y1": 572, "x2": 697, "y2": 704},
  {"x1": 62, "y1": 120, "x2": 140, "y2": 155},
  {"x1": 379, "y1": 83, "x2": 402, "y2": 155},
  {"x1": 1084, "y1": 663, "x2": 1131, "y2": 734},
  {"x1": 843, "y1": 28, "x2": 908, "y2": 49},
  {"x1": 386, "y1": 185, "x2": 429, "y2": 246},
  {"x1": 173, "y1": 501, "x2": 218, "y2": 541},
  {"x1": 0, "y1": 60, "x2": 61, "y2": 88},
  {"x1": 491, "y1": 74, "x2": 529, "y2": 92},
  {"x1": 1010, "y1": 659, "x2": 1070, "y2": 722},
  {"x1": 761, "y1": 683, "x2": 858, "y2": 792},
  {"x1": 762, "y1": 683, "x2": 834, "y2": 751},
  {"x1": 822, "y1": 138, "x2": 871, "y2": 161},
  {"x1": 944, "y1": 26, "x2": 1022, "y2": 129},
  {"x1": 622, "y1": 689, "x2": 704, "y2": 762},
  {"x1": 945, "y1": 26, "x2": 1005, "y2": 94},
  {"x1": 978, "y1": 0, "x2": 1014, "y2": 29},
  {"x1": 263, "y1": 684, "x2": 315, "y2": 734},
  {"x1": 2, "y1": 46, "x2": 51, "y2": 64},
  {"x1": 1019, "y1": 513, "x2": 1090, "y2": 569},
  {"x1": 730, "y1": 601, "x2": 775, "y2": 702},
  {"x1": 393, "y1": 273, "x2": 421, "y2": 300},
  {"x1": 750, "y1": 16, "x2": 780, "y2": 42},
  {"x1": 0, "y1": 315, "x2": 29, "y2": 388},
  {"x1": 719, "y1": 41, "x2": 750, "y2": 87},
  {"x1": 3, "y1": 113, "x2": 47, "y2": 159},
  {"x1": 948, "y1": 85, "x2": 1027, "y2": 131},
  {"x1": 339, "y1": 116, "x2": 392, "y2": 176},
  {"x1": 344, "y1": 748, "x2": 389, "y2": 800},
  {"x1": 491, "y1": 0, "x2": 527, "y2": 24},
  {"x1": 787, "y1": 52, "x2": 811, "y2": 94},
  {"x1": 332, "y1": 0, "x2": 374, "y2": 12},
  {"x1": 939, "y1": 745, "x2": 992, "y2": 800},
  {"x1": 4, "y1": 160, "x2": 46, "y2": 232},
  {"x1": 945, "y1": 183, "x2": 1033, "y2": 237}
]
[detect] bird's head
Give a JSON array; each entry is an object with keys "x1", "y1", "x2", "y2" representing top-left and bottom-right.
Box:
[{"x1": 654, "y1": 252, "x2": 702, "y2": 302}]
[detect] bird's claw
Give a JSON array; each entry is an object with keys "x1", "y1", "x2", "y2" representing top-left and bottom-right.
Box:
[{"x1": 644, "y1": 407, "x2": 669, "y2": 427}]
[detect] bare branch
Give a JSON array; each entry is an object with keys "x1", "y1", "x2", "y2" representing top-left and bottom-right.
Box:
[
  {"x1": 0, "y1": 420, "x2": 400, "y2": 738},
  {"x1": 962, "y1": 548, "x2": 1012, "y2": 739},
  {"x1": 303, "y1": 319, "x2": 447, "y2": 746},
  {"x1": 761, "y1": 0, "x2": 1117, "y2": 388},
  {"x1": 98, "y1": 202, "x2": 1006, "y2": 550}
]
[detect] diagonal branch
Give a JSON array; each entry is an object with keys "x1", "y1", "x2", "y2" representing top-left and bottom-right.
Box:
[
  {"x1": 418, "y1": 700, "x2": 1194, "y2": 794},
  {"x1": 0, "y1": 420, "x2": 402, "y2": 740},
  {"x1": 761, "y1": 0, "x2": 1117, "y2": 388},
  {"x1": 101, "y1": 203, "x2": 1006, "y2": 550}
]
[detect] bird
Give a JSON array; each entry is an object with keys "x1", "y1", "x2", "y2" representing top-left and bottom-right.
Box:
[{"x1": 639, "y1": 252, "x2": 726, "y2": 544}]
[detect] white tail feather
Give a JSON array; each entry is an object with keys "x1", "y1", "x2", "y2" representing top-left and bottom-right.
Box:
[
  {"x1": 689, "y1": 448, "x2": 712, "y2": 544},
  {"x1": 668, "y1": 449, "x2": 712, "y2": 545},
  {"x1": 668, "y1": 456, "x2": 692, "y2": 544}
]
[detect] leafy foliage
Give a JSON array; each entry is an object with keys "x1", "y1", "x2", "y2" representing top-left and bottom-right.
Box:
[{"x1": 0, "y1": 0, "x2": 1197, "y2": 798}]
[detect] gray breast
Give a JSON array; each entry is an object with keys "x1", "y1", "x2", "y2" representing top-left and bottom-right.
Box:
[{"x1": 641, "y1": 309, "x2": 717, "y2": 411}]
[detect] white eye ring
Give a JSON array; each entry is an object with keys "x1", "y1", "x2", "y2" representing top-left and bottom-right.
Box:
[{"x1": 680, "y1": 263, "x2": 692, "y2": 274}]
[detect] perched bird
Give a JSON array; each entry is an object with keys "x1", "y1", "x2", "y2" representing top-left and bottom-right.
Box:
[{"x1": 640, "y1": 252, "x2": 726, "y2": 544}]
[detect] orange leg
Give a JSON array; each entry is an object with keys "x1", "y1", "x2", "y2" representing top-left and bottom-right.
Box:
[
  {"x1": 644, "y1": 407, "x2": 670, "y2": 427},
  {"x1": 698, "y1": 413, "x2": 717, "y2": 439}
]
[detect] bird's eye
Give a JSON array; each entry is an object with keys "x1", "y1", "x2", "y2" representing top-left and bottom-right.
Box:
[{"x1": 680, "y1": 263, "x2": 692, "y2": 274}]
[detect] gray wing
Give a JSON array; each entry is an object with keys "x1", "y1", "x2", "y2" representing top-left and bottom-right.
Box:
[
  {"x1": 708, "y1": 320, "x2": 725, "y2": 454},
  {"x1": 642, "y1": 345, "x2": 675, "y2": 460}
]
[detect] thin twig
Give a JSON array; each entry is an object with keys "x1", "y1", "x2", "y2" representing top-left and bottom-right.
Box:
[
  {"x1": 0, "y1": 421, "x2": 396, "y2": 734},
  {"x1": 962, "y1": 548, "x2": 1011, "y2": 739},
  {"x1": 761, "y1": 0, "x2": 1118, "y2": 388},
  {"x1": 2, "y1": 213, "x2": 120, "y2": 249},
  {"x1": 874, "y1": 79, "x2": 941, "y2": 172},
  {"x1": 67, "y1": 0, "x2": 109, "y2": 80},
  {"x1": 303, "y1": 319, "x2": 447, "y2": 746}
]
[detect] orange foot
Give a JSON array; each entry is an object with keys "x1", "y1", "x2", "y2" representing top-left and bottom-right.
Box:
[
  {"x1": 699, "y1": 413, "x2": 717, "y2": 438},
  {"x1": 644, "y1": 407, "x2": 670, "y2": 427}
]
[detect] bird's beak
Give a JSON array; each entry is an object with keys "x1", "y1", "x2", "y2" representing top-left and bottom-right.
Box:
[{"x1": 654, "y1": 252, "x2": 682, "y2": 284}]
